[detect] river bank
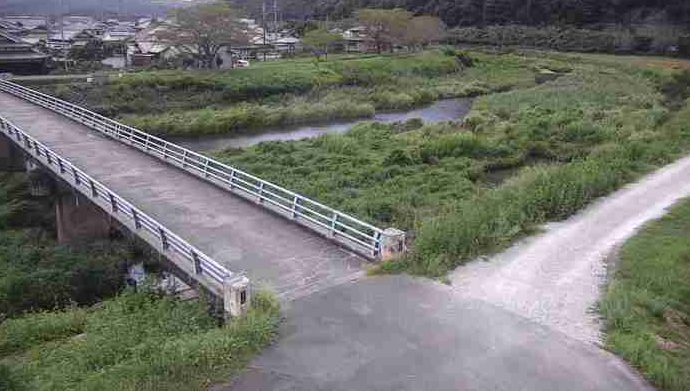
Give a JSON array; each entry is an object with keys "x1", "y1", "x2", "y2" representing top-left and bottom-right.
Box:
[{"x1": 172, "y1": 97, "x2": 473, "y2": 152}]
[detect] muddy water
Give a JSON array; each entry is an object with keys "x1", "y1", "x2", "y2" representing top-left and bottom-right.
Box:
[{"x1": 171, "y1": 98, "x2": 474, "y2": 152}]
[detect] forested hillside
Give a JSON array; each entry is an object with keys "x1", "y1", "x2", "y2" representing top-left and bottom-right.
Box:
[{"x1": 234, "y1": 0, "x2": 690, "y2": 28}]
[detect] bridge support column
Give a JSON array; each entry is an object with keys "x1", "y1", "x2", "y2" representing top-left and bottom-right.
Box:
[
  {"x1": 0, "y1": 134, "x2": 24, "y2": 172},
  {"x1": 56, "y1": 191, "x2": 111, "y2": 245},
  {"x1": 381, "y1": 228, "x2": 406, "y2": 260},
  {"x1": 223, "y1": 275, "x2": 251, "y2": 318},
  {"x1": 26, "y1": 159, "x2": 55, "y2": 197}
]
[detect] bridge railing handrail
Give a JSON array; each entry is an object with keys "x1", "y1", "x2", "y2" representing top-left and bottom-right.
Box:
[
  {"x1": 0, "y1": 115, "x2": 233, "y2": 288},
  {"x1": 0, "y1": 79, "x2": 386, "y2": 257}
]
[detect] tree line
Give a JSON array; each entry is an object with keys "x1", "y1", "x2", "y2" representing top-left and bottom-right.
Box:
[
  {"x1": 233, "y1": 0, "x2": 690, "y2": 29},
  {"x1": 303, "y1": 9, "x2": 445, "y2": 56}
]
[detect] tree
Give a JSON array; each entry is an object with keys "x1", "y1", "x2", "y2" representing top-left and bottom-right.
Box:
[
  {"x1": 404, "y1": 16, "x2": 446, "y2": 50},
  {"x1": 303, "y1": 28, "x2": 343, "y2": 60},
  {"x1": 69, "y1": 40, "x2": 106, "y2": 61},
  {"x1": 157, "y1": 2, "x2": 248, "y2": 69},
  {"x1": 357, "y1": 8, "x2": 413, "y2": 53}
]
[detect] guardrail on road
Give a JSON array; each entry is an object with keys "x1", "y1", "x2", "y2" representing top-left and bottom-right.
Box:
[
  {"x1": 0, "y1": 79, "x2": 401, "y2": 259},
  {"x1": 0, "y1": 115, "x2": 234, "y2": 299}
]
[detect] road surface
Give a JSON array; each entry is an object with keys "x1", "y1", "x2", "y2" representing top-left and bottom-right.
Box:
[{"x1": 227, "y1": 158, "x2": 690, "y2": 389}]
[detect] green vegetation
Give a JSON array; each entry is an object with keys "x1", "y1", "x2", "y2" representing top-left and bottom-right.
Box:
[
  {"x1": 36, "y1": 51, "x2": 539, "y2": 136},
  {"x1": 0, "y1": 230, "x2": 132, "y2": 318},
  {"x1": 0, "y1": 289, "x2": 279, "y2": 390},
  {"x1": 601, "y1": 198, "x2": 690, "y2": 390},
  {"x1": 449, "y1": 25, "x2": 687, "y2": 56},
  {"x1": 0, "y1": 174, "x2": 135, "y2": 318},
  {"x1": 0, "y1": 173, "x2": 281, "y2": 390},
  {"x1": 215, "y1": 53, "x2": 690, "y2": 277}
]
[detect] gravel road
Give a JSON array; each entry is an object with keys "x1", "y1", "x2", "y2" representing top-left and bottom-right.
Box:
[{"x1": 452, "y1": 155, "x2": 690, "y2": 344}]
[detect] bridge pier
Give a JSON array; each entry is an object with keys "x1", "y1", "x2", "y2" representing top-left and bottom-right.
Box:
[
  {"x1": 55, "y1": 190, "x2": 112, "y2": 245},
  {"x1": 25, "y1": 158, "x2": 55, "y2": 197},
  {"x1": 0, "y1": 133, "x2": 25, "y2": 172}
]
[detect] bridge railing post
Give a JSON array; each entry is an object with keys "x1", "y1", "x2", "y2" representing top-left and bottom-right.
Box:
[
  {"x1": 223, "y1": 275, "x2": 251, "y2": 319},
  {"x1": 379, "y1": 228, "x2": 407, "y2": 260}
]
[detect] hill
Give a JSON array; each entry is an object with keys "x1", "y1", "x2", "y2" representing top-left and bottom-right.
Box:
[{"x1": 233, "y1": 0, "x2": 690, "y2": 29}]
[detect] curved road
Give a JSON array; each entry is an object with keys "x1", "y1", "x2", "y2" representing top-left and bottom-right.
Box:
[{"x1": 230, "y1": 156, "x2": 690, "y2": 390}]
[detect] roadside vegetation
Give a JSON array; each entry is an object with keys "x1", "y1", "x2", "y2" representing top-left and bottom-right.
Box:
[
  {"x1": 0, "y1": 289, "x2": 279, "y2": 390},
  {"x1": 0, "y1": 173, "x2": 280, "y2": 390},
  {"x1": 214, "y1": 52, "x2": 690, "y2": 276},
  {"x1": 601, "y1": 198, "x2": 690, "y2": 391}
]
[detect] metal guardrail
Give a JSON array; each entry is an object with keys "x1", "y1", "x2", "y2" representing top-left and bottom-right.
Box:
[
  {"x1": 0, "y1": 115, "x2": 233, "y2": 288},
  {"x1": 0, "y1": 79, "x2": 386, "y2": 258}
]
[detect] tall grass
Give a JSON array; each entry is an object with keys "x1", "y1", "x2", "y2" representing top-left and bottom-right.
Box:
[
  {"x1": 218, "y1": 53, "x2": 690, "y2": 277},
  {"x1": 126, "y1": 98, "x2": 376, "y2": 136},
  {"x1": 0, "y1": 309, "x2": 88, "y2": 356},
  {"x1": 601, "y1": 198, "x2": 690, "y2": 390},
  {"x1": 34, "y1": 51, "x2": 543, "y2": 136},
  {"x1": 0, "y1": 289, "x2": 280, "y2": 390}
]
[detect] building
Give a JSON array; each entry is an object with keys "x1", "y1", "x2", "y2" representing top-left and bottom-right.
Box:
[
  {"x1": 342, "y1": 27, "x2": 374, "y2": 53},
  {"x1": 0, "y1": 31, "x2": 49, "y2": 75},
  {"x1": 0, "y1": 15, "x2": 49, "y2": 46}
]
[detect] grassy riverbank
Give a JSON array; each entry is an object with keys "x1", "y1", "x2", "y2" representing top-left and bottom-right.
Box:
[
  {"x1": 215, "y1": 53, "x2": 690, "y2": 277},
  {"x1": 0, "y1": 174, "x2": 281, "y2": 390},
  {"x1": 34, "y1": 50, "x2": 543, "y2": 137},
  {"x1": 601, "y1": 198, "x2": 690, "y2": 390}
]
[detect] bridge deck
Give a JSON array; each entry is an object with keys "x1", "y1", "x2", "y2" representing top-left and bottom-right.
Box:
[{"x1": 0, "y1": 91, "x2": 365, "y2": 300}]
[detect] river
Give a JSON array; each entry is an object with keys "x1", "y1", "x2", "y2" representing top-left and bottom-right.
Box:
[{"x1": 170, "y1": 97, "x2": 474, "y2": 152}]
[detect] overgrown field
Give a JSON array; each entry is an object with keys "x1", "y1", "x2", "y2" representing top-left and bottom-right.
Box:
[
  {"x1": 0, "y1": 174, "x2": 280, "y2": 390},
  {"x1": 33, "y1": 50, "x2": 543, "y2": 137},
  {"x1": 601, "y1": 198, "x2": 690, "y2": 391},
  {"x1": 214, "y1": 53, "x2": 690, "y2": 276}
]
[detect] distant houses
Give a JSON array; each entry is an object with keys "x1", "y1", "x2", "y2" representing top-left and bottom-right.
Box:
[
  {"x1": 0, "y1": 31, "x2": 49, "y2": 74},
  {"x1": 0, "y1": 12, "x2": 386, "y2": 74}
]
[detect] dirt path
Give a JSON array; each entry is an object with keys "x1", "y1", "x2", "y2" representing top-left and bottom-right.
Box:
[{"x1": 452, "y1": 155, "x2": 690, "y2": 345}]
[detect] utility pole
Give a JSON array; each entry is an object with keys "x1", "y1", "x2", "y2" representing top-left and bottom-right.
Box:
[
  {"x1": 262, "y1": 1, "x2": 267, "y2": 61},
  {"x1": 59, "y1": 0, "x2": 68, "y2": 72}
]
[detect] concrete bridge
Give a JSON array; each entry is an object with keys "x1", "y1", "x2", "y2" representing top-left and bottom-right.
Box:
[{"x1": 0, "y1": 79, "x2": 406, "y2": 317}]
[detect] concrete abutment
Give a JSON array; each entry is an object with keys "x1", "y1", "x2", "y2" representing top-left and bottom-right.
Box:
[
  {"x1": 0, "y1": 133, "x2": 24, "y2": 172},
  {"x1": 55, "y1": 191, "x2": 112, "y2": 245}
]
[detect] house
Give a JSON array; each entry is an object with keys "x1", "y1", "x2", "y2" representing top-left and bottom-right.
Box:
[
  {"x1": 342, "y1": 27, "x2": 369, "y2": 52},
  {"x1": 0, "y1": 31, "x2": 49, "y2": 75},
  {"x1": 0, "y1": 16, "x2": 49, "y2": 46},
  {"x1": 273, "y1": 36, "x2": 301, "y2": 55}
]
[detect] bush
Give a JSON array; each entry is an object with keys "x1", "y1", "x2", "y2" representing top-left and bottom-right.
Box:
[
  {"x1": 0, "y1": 232, "x2": 132, "y2": 318},
  {"x1": 0, "y1": 309, "x2": 87, "y2": 355}
]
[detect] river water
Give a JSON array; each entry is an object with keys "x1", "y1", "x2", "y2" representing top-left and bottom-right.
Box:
[{"x1": 171, "y1": 98, "x2": 474, "y2": 152}]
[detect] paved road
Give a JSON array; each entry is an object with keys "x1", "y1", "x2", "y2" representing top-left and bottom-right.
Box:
[
  {"x1": 0, "y1": 91, "x2": 366, "y2": 301},
  {"x1": 228, "y1": 158, "x2": 690, "y2": 390},
  {"x1": 229, "y1": 276, "x2": 651, "y2": 391}
]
